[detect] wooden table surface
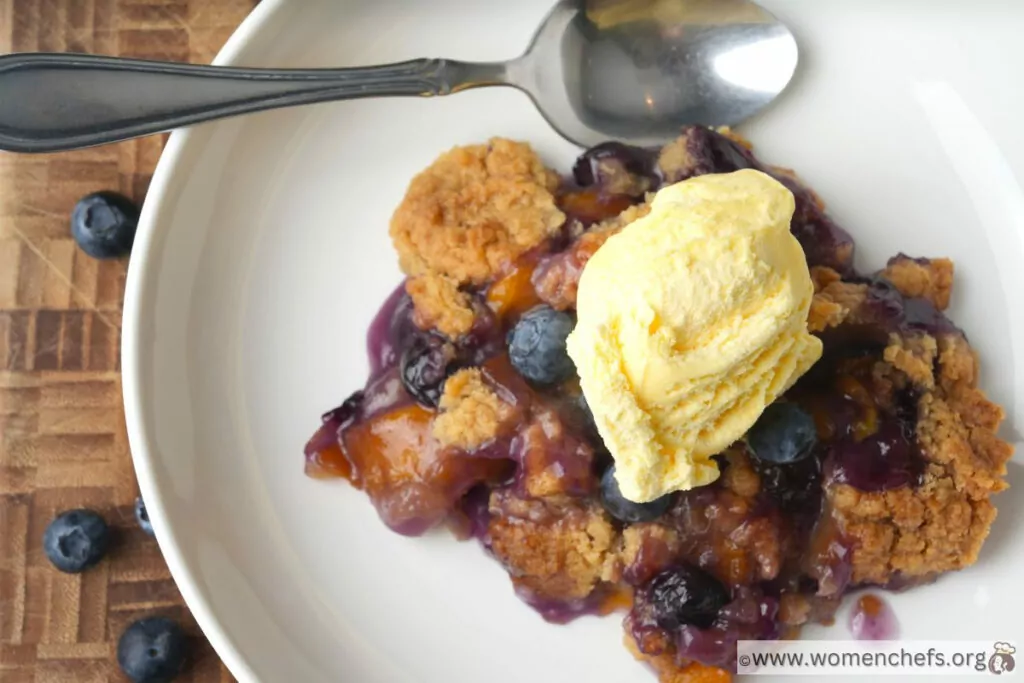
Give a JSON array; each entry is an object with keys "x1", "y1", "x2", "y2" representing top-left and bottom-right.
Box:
[{"x1": 1, "y1": 2, "x2": 258, "y2": 681}]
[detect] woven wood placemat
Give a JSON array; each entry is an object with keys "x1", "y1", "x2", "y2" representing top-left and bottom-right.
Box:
[{"x1": 1, "y1": 2, "x2": 259, "y2": 680}]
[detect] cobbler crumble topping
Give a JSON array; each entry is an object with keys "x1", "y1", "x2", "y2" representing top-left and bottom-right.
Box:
[
  {"x1": 406, "y1": 272, "x2": 476, "y2": 338},
  {"x1": 432, "y1": 367, "x2": 518, "y2": 450},
  {"x1": 389, "y1": 137, "x2": 565, "y2": 287}
]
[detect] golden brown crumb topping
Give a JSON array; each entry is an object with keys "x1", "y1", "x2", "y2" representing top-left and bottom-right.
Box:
[
  {"x1": 656, "y1": 136, "x2": 695, "y2": 181},
  {"x1": 488, "y1": 491, "x2": 617, "y2": 601},
  {"x1": 431, "y1": 368, "x2": 518, "y2": 450},
  {"x1": 807, "y1": 267, "x2": 868, "y2": 333},
  {"x1": 807, "y1": 297, "x2": 848, "y2": 334},
  {"x1": 720, "y1": 448, "x2": 762, "y2": 499},
  {"x1": 620, "y1": 524, "x2": 681, "y2": 574},
  {"x1": 880, "y1": 256, "x2": 954, "y2": 310},
  {"x1": 829, "y1": 470, "x2": 997, "y2": 584},
  {"x1": 883, "y1": 334, "x2": 938, "y2": 390},
  {"x1": 810, "y1": 265, "x2": 843, "y2": 291},
  {"x1": 390, "y1": 138, "x2": 565, "y2": 286},
  {"x1": 406, "y1": 273, "x2": 476, "y2": 338}
]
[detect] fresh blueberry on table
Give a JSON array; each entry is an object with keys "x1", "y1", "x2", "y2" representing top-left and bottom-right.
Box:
[
  {"x1": 600, "y1": 465, "x2": 673, "y2": 523},
  {"x1": 42, "y1": 508, "x2": 110, "y2": 573},
  {"x1": 746, "y1": 402, "x2": 818, "y2": 464},
  {"x1": 135, "y1": 497, "x2": 155, "y2": 536},
  {"x1": 70, "y1": 191, "x2": 140, "y2": 259},
  {"x1": 117, "y1": 617, "x2": 188, "y2": 683},
  {"x1": 507, "y1": 305, "x2": 576, "y2": 386}
]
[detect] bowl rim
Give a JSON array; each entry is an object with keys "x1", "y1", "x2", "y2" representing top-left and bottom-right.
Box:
[
  {"x1": 121, "y1": 1, "x2": 290, "y2": 680},
  {"x1": 119, "y1": 4, "x2": 1024, "y2": 681}
]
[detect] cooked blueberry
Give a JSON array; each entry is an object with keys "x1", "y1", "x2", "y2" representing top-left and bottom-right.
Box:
[
  {"x1": 572, "y1": 141, "x2": 659, "y2": 194},
  {"x1": 642, "y1": 565, "x2": 730, "y2": 630},
  {"x1": 755, "y1": 455, "x2": 822, "y2": 518},
  {"x1": 117, "y1": 617, "x2": 187, "y2": 683},
  {"x1": 70, "y1": 191, "x2": 139, "y2": 259},
  {"x1": 855, "y1": 276, "x2": 961, "y2": 338},
  {"x1": 135, "y1": 497, "x2": 154, "y2": 537},
  {"x1": 399, "y1": 335, "x2": 451, "y2": 408},
  {"x1": 43, "y1": 509, "x2": 109, "y2": 573},
  {"x1": 507, "y1": 306, "x2": 575, "y2": 386},
  {"x1": 747, "y1": 403, "x2": 818, "y2": 464},
  {"x1": 600, "y1": 465, "x2": 672, "y2": 523},
  {"x1": 828, "y1": 419, "x2": 921, "y2": 492}
]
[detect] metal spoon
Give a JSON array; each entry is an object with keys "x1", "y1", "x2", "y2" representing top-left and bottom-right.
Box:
[{"x1": 0, "y1": 0, "x2": 797, "y2": 153}]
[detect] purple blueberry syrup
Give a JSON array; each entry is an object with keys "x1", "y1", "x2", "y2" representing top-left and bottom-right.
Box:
[
  {"x1": 849, "y1": 593, "x2": 899, "y2": 640},
  {"x1": 514, "y1": 586, "x2": 610, "y2": 625},
  {"x1": 367, "y1": 282, "x2": 414, "y2": 379},
  {"x1": 861, "y1": 277, "x2": 962, "y2": 338},
  {"x1": 677, "y1": 589, "x2": 782, "y2": 670},
  {"x1": 458, "y1": 486, "x2": 493, "y2": 541},
  {"x1": 807, "y1": 533, "x2": 854, "y2": 599},
  {"x1": 827, "y1": 420, "x2": 923, "y2": 492},
  {"x1": 359, "y1": 367, "x2": 410, "y2": 422}
]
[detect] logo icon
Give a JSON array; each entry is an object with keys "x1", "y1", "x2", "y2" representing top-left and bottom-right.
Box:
[{"x1": 989, "y1": 642, "x2": 1016, "y2": 675}]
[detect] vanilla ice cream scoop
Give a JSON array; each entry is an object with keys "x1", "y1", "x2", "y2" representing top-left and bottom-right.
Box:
[{"x1": 566, "y1": 169, "x2": 822, "y2": 502}]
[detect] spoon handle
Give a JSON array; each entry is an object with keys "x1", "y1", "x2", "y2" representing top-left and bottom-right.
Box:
[{"x1": 0, "y1": 53, "x2": 509, "y2": 153}]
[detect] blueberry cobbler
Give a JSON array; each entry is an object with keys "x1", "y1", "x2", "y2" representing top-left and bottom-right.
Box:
[{"x1": 303, "y1": 127, "x2": 1012, "y2": 682}]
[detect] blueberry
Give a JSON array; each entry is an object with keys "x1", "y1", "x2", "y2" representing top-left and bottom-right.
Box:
[
  {"x1": 755, "y1": 456, "x2": 822, "y2": 517},
  {"x1": 507, "y1": 306, "x2": 575, "y2": 386},
  {"x1": 117, "y1": 617, "x2": 188, "y2": 683},
  {"x1": 70, "y1": 191, "x2": 140, "y2": 259},
  {"x1": 572, "y1": 141, "x2": 660, "y2": 194},
  {"x1": 135, "y1": 497, "x2": 154, "y2": 537},
  {"x1": 829, "y1": 419, "x2": 921, "y2": 492},
  {"x1": 399, "y1": 334, "x2": 451, "y2": 408},
  {"x1": 746, "y1": 402, "x2": 818, "y2": 464},
  {"x1": 642, "y1": 565, "x2": 730, "y2": 630},
  {"x1": 43, "y1": 509, "x2": 109, "y2": 573},
  {"x1": 600, "y1": 465, "x2": 672, "y2": 523}
]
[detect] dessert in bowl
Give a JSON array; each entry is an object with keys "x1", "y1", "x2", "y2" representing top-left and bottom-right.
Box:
[{"x1": 303, "y1": 126, "x2": 1012, "y2": 681}]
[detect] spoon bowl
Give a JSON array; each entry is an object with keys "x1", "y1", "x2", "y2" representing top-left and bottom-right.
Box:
[
  {"x1": 0, "y1": 0, "x2": 797, "y2": 153},
  {"x1": 513, "y1": 0, "x2": 798, "y2": 147}
]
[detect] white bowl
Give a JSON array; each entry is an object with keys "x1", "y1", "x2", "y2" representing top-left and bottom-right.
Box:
[{"x1": 122, "y1": 1, "x2": 1024, "y2": 681}]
